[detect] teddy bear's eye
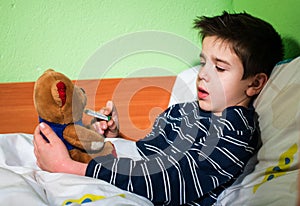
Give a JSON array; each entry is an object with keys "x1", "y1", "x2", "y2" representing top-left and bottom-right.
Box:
[{"x1": 80, "y1": 88, "x2": 86, "y2": 94}]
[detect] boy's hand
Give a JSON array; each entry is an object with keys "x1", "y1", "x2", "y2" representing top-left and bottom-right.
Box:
[
  {"x1": 93, "y1": 100, "x2": 119, "y2": 138},
  {"x1": 33, "y1": 123, "x2": 87, "y2": 175}
]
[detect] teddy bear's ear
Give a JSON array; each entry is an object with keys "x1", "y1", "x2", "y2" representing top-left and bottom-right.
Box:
[{"x1": 51, "y1": 80, "x2": 67, "y2": 107}]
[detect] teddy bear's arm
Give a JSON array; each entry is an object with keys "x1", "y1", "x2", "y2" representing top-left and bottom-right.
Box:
[
  {"x1": 68, "y1": 141, "x2": 115, "y2": 163},
  {"x1": 63, "y1": 124, "x2": 105, "y2": 152}
]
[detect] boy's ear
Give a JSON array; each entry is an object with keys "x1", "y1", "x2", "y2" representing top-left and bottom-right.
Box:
[{"x1": 246, "y1": 73, "x2": 268, "y2": 97}]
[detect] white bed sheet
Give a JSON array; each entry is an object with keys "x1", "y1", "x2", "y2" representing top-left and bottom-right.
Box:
[{"x1": 0, "y1": 133, "x2": 152, "y2": 206}]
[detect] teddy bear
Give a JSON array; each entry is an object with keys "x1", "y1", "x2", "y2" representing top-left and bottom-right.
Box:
[{"x1": 33, "y1": 69, "x2": 114, "y2": 163}]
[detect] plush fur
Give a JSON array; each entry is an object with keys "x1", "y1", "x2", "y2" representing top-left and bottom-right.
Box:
[{"x1": 33, "y1": 69, "x2": 113, "y2": 163}]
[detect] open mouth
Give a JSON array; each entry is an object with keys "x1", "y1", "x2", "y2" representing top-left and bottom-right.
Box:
[{"x1": 198, "y1": 87, "x2": 209, "y2": 99}]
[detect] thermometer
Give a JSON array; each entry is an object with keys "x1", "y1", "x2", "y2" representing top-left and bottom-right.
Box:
[{"x1": 84, "y1": 109, "x2": 111, "y2": 121}]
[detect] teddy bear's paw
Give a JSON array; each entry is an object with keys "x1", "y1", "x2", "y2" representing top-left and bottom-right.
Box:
[{"x1": 91, "y1": 141, "x2": 104, "y2": 151}]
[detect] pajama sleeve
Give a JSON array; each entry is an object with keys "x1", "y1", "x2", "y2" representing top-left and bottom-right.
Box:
[{"x1": 86, "y1": 103, "x2": 259, "y2": 205}]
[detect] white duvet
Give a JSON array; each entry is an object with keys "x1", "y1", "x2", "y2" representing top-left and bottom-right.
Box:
[
  {"x1": 1, "y1": 132, "x2": 298, "y2": 206},
  {"x1": 0, "y1": 133, "x2": 153, "y2": 206}
]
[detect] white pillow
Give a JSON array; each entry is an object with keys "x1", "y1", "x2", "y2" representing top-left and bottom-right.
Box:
[
  {"x1": 169, "y1": 57, "x2": 300, "y2": 205},
  {"x1": 217, "y1": 57, "x2": 300, "y2": 205},
  {"x1": 168, "y1": 65, "x2": 198, "y2": 107}
]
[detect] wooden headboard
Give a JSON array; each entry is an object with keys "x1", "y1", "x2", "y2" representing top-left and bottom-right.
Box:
[{"x1": 0, "y1": 76, "x2": 176, "y2": 141}]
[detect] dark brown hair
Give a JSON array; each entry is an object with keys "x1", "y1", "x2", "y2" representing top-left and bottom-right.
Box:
[{"x1": 194, "y1": 11, "x2": 284, "y2": 79}]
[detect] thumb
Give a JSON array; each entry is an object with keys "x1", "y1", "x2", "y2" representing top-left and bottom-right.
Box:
[
  {"x1": 107, "y1": 100, "x2": 119, "y2": 128},
  {"x1": 39, "y1": 122, "x2": 61, "y2": 144},
  {"x1": 107, "y1": 100, "x2": 117, "y2": 116},
  {"x1": 106, "y1": 100, "x2": 113, "y2": 112}
]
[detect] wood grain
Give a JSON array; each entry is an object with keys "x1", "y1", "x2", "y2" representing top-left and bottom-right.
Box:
[{"x1": 0, "y1": 76, "x2": 176, "y2": 141}]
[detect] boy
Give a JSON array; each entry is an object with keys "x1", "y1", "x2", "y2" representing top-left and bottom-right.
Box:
[{"x1": 34, "y1": 11, "x2": 283, "y2": 205}]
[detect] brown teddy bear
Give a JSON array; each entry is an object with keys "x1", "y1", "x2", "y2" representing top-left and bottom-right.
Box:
[{"x1": 33, "y1": 69, "x2": 114, "y2": 163}]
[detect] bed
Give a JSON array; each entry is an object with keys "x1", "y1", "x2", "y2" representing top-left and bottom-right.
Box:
[{"x1": 0, "y1": 57, "x2": 299, "y2": 205}]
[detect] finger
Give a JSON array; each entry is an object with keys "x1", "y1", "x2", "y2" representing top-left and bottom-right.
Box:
[
  {"x1": 33, "y1": 124, "x2": 47, "y2": 146},
  {"x1": 95, "y1": 120, "x2": 110, "y2": 134},
  {"x1": 108, "y1": 100, "x2": 117, "y2": 114},
  {"x1": 100, "y1": 120, "x2": 108, "y2": 129},
  {"x1": 106, "y1": 100, "x2": 113, "y2": 111},
  {"x1": 93, "y1": 121, "x2": 105, "y2": 134},
  {"x1": 98, "y1": 108, "x2": 109, "y2": 117},
  {"x1": 33, "y1": 125, "x2": 43, "y2": 160},
  {"x1": 38, "y1": 122, "x2": 61, "y2": 144},
  {"x1": 93, "y1": 121, "x2": 100, "y2": 132},
  {"x1": 108, "y1": 101, "x2": 119, "y2": 130},
  {"x1": 100, "y1": 100, "x2": 113, "y2": 116},
  {"x1": 107, "y1": 119, "x2": 117, "y2": 130},
  {"x1": 33, "y1": 124, "x2": 40, "y2": 141}
]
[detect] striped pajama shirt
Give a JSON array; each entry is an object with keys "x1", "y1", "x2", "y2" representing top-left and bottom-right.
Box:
[{"x1": 86, "y1": 101, "x2": 260, "y2": 205}]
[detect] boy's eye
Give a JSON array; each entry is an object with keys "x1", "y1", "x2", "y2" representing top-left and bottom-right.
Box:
[
  {"x1": 215, "y1": 66, "x2": 225, "y2": 72},
  {"x1": 200, "y1": 61, "x2": 206, "y2": 67}
]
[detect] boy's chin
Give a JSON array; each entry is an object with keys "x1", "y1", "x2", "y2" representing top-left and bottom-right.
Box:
[
  {"x1": 198, "y1": 100, "x2": 212, "y2": 112},
  {"x1": 198, "y1": 100, "x2": 224, "y2": 116}
]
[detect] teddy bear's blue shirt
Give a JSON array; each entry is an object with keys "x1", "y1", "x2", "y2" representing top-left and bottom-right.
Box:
[{"x1": 39, "y1": 117, "x2": 83, "y2": 151}]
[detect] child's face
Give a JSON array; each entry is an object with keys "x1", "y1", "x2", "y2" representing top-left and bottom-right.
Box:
[{"x1": 196, "y1": 36, "x2": 254, "y2": 115}]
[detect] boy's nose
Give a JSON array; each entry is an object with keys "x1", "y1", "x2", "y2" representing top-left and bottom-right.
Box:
[{"x1": 198, "y1": 67, "x2": 208, "y2": 81}]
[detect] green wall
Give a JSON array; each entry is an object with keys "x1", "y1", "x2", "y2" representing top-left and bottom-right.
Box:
[
  {"x1": 1, "y1": 0, "x2": 299, "y2": 83},
  {"x1": 233, "y1": 0, "x2": 300, "y2": 60}
]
